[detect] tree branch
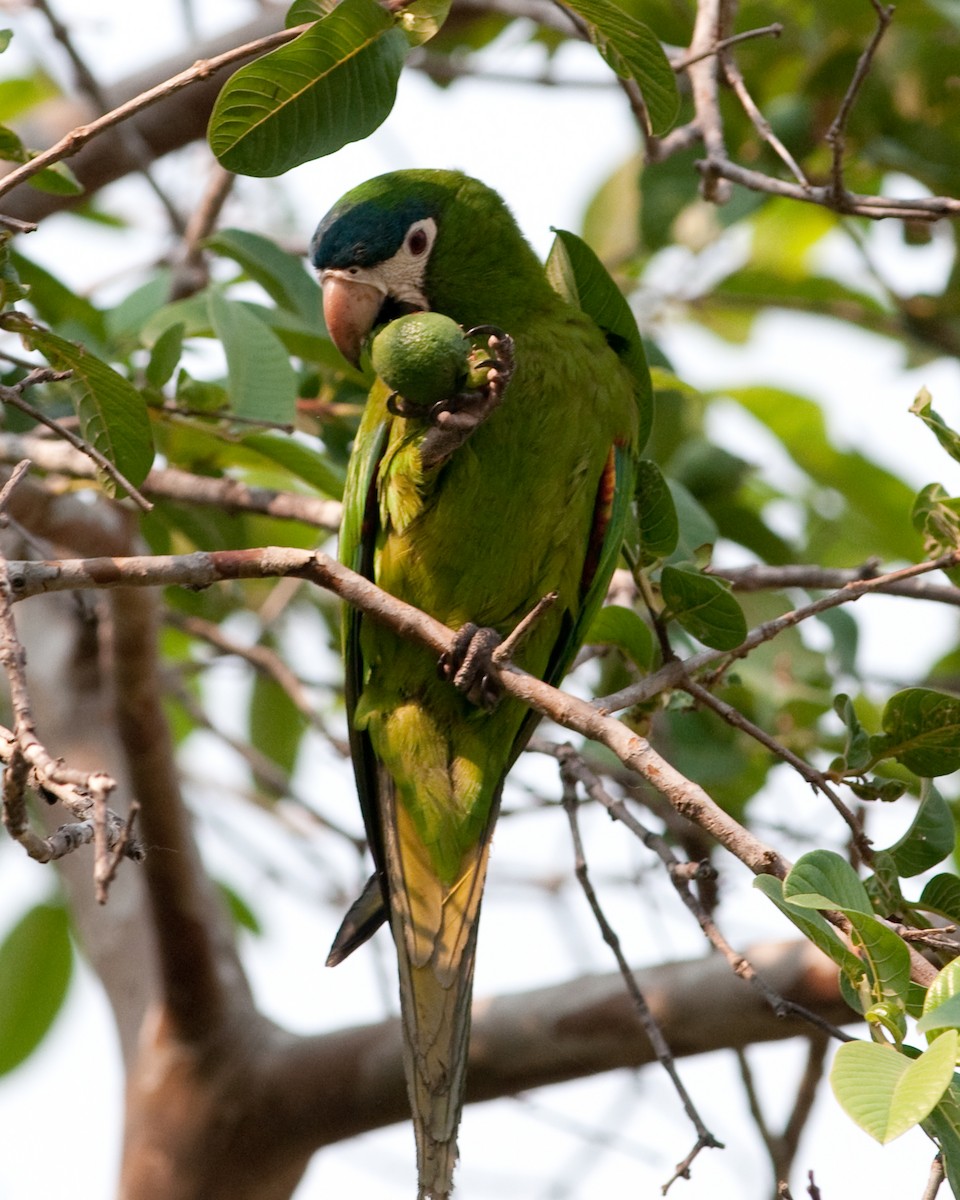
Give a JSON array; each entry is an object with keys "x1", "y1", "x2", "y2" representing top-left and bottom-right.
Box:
[
  {"x1": 5, "y1": 541, "x2": 942, "y2": 992},
  {"x1": 111, "y1": 581, "x2": 254, "y2": 1041}
]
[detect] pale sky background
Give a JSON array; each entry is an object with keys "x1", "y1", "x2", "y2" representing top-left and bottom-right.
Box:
[{"x1": 0, "y1": 2, "x2": 958, "y2": 1198}]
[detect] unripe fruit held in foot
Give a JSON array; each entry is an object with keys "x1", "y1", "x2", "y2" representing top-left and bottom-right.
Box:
[{"x1": 371, "y1": 311, "x2": 471, "y2": 408}]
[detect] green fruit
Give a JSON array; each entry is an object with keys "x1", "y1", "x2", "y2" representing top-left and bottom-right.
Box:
[{"x1": 371, "y1": 312, "x2": 470, "y2": 408}]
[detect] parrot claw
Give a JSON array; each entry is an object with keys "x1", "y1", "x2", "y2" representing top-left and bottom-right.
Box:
[
  {"x1": 439, "y1": 623, "x2": 503, "y2": 710},
  {"x1": 417, "y1": 328, "x2": 515, "y2": 469}
]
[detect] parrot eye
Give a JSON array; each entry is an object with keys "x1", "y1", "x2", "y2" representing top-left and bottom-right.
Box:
[{"x1": 407, "y1": 228, "x2": 428, "y2": 256}]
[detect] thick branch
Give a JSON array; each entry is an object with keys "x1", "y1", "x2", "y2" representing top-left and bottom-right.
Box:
[
  {"x1": 110, "y1": 583, "x2": 253, "y2": 1042},
  {"x1": 0, "y1": 438, "x2": 341, "y2": 528},
  {"x1": 267, "y1": 940, "x2": 850, "y2": 1154}
]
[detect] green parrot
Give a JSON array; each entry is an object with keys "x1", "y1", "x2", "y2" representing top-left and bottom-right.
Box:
[{"x1": 310, "y1": 170, "x2": 643, "y2": 1199}]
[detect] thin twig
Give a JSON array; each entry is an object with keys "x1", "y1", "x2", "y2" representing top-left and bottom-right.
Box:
[
  {"x1": 674, "y1": 22, "x2": 784, "y2": 70},
  {"x1": 0, "y1": 369, "x2": 153, "y2": 511},
  {"x1": 167, "y1": 610, "x2": 348, "y2": 754},
  {"x1": 700, "y1": 156, "x2": 960, "y2": 222},
  {"x1": 825, "y1": 1, "x2": 896, "y2": 206},
  {"x1": 720, "y1": 50, "x2": 810, "y2": 188},
  {"x1": 597, "y1": 549, "x2": 960, "y2": 715},
  {"x1": 0, "y1": 480, "x2": 140, "y2": 875},
  {"x1": 681, "y1": 677, "x2": 872, "y2": 864},
  {"x1": 543, "y1": 741, "x2": 853, "y2": 1043},
  {"x1": 713, "y1": 562, "x2": 960, "y2": 608},
  {"x1": 921, "y1": 1156, "x2": 946, "y2": 1200},
  {"x1": 0, "y1": 23, "x2": 311, "y2": 201},
  {"x1": 559, "y1": 760, "x2": 723, "y2": 1192}
]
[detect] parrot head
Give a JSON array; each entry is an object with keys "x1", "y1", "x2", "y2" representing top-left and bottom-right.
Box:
[{"x1": 310, "y1": 169, "x2": 548, "y2": 365}]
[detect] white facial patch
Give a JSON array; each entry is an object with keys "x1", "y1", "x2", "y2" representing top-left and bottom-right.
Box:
[{"x1": 377, "y1": 217, "x2": 438, "y2": 309}]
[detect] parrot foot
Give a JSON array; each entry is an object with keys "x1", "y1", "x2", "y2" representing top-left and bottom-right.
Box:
[
  {"x1": 439, "y1": 623, "x2": 503, "y2": 710},
  {"x1": 417, "y1": 328, "x2": 516, "y2": 469}
]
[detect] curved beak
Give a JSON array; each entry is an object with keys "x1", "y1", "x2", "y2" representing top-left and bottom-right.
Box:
[{"x1": 320, "y1": 270, "x2": 385, "y2": 367}]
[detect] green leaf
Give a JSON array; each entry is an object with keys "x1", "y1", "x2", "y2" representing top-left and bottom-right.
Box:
[
  {"x1": 207, "y1": 292, "x2": 298, "y2": 424},
  {"x1": 561, "y1": 0, "x2": 679, "y2": 134},
  {"x1": 920, "y1": 873, "x2": 960, "y2": 924},
  {"x1": 922, "y1": 959, "x2": 960, "y2": 1025},
  {"x1": 660, "y1": 565, "x2": 747, "y2": 650},
  {"x1": 204, "y1": 228, "x2": 321, "y2": 321},
  {"x1": 0, "y1": 30, "x2": 12, "y2": 54},
  {"x1": 0, "y1": 71, "x2": 58, "y2": 123},
  {"x1": 871, "y1": 688, "x2": 960, "y2": 777},
  {"x1": 175, "y1": 368, "x2": 229, "y2": 413},
  {"x1": 145, "y1": 322, "x2": 185, "y2": 390},
  {"x1": 881, "y1": 783, "x2": 955, "y2": 877},
  {"x1": 918, "y1": 993, "x2": 960, "y2": 1037},
  {"x1": 545, "y1": 227, "x2": 653, "y2": 449},
  {"x1": 833, "y1": 693, "x2": 872, "y2": 772},
  {"x1": 0, "y1": 903, "x2": 73, "y2": 1076},
  {"x1": 830, "y1": 1033, "x2": 958, "y2": 1144},
  {"x1": 397, "y1": 0, "x2": 452, "y2": 45},
  {"x1": 249, "y1": 670, "x2": 304, "y2": 775},
  {"x1": 817, "y1": 608, "x2": 859, "y2": 675},
  {"x1": 241, "y1": 430, "x2": 346, "y2": 499},
  {"x1": 844, "y1": 910, "x2": 911, "y2": 1009},
  {"x1": 209, "y1": 0, "x2": 408, "y2": 176},
  {"x1": 0, "y1": 312, "x2": 154, "y2": 492},
  {"x1": 753, "y1": 874, "x2": 864, "y2": 981},
  {"x1": 912, "y1": 482, "x2": 960, "y2": 563},
  {"x1": 217, "y1": 881, "x2": 263, "y2": 936},
  {"x1": 912, "y1": 387, "x2": 960, "y2": 467},
  {"x1": 584, "y1": 604, "x2": 653, "y2": 670},
  {"x1": 286, "y1": 0, "x2": 338, "y2": 24},
  {"x1": 634, "y1": 459, "x2": 678, "y2": 566},
  {"x1": 783, "y1": 849, "x2": 873, "y2": 914},
  {"x1": 10, "y1": 250, "x2": 106, "y2": 341},
  {"x1": 28, "y1": 159, "x2": 83, "y2": 196}
]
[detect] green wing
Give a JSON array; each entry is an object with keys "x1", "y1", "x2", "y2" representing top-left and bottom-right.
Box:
[{"x1": 328, "y1": 413, "x2": 391, "y2": 965}]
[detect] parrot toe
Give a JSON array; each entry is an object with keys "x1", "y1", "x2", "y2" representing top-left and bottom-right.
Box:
[{"x1": 438, "y1": 623, "x2": 503, "y2": 709}]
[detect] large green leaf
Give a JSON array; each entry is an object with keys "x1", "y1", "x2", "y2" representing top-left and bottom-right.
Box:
[
  {"x1": 546, "y1": 228, "x2": 653, "y2": 448},
  {"x1": 782, "y1": 848, "x2": 872, "y2": 914},
  {"x1": 0, "y1": 903, "x2": 73, "y2": 1077},
  {"x1": 204, "y1": 229, "x2": 321, "y2": 322},
  {"x1": 660, "y1": 565, "x2": 747, "y2": 650},
  {"x1": 844, "y1": 910, "x2": 911, "y2": 1010},
  {"x1": 560, "y1": 0, "x2": 678, "y2": 134},
  {"x1": 584, "y1": 604, "x2": 653, "y2": 670},
  {"x1": 249, "y1": 669, "x2": 305, "y2": 776},
  {"x1": 880, "y1": 783, "x2": 955, "y2": 877},
  {"x1": 753, "y1": 874, "x2": 864, "y2": 981},
  {"x1": 0, "y1": 312, "x2": 154, "y2": 493},
  {"x1": 207, "y1": 292, "x2": 298, "y2": 425},
  {"x1": 831, "y1": 1033, "x2": 958, "y2": 1144},
  {"x1": 871, "y1": 689, "x2": 960, "y2": 778},
  {"x1": 920, "y1": 873, "x2": 960, "y2": 924},
  {"x1": 209, "y1": 0, "x2": 408, "y2": 176},
  {"x1": 241, "y1": 430, "x2": 346, "y2": 499},
  {"x1": 634, "y1": 459, "x2": 678, "y2": 566}
]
